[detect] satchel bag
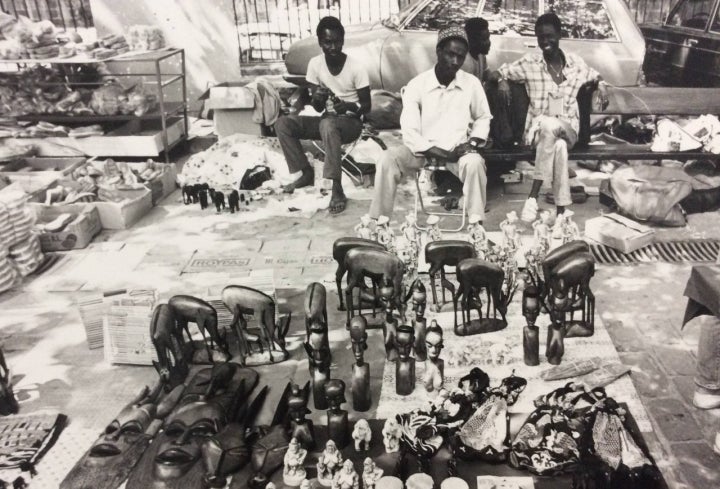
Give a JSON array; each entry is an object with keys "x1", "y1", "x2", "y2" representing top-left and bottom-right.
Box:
[{"x1": 610, "y1": 165, "x2": 693, "y2": 227}]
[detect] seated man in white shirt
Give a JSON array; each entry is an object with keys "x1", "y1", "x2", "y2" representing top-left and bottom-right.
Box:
[
  {"x1": 275, "y1": 16, "x2": 371, "y2": 215},
  {"x1": 368, "y1": 26, "x2": 492, "y2": 223}
]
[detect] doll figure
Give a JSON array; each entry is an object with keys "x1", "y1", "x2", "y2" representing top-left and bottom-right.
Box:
[
  {"x1": 467, "y1": 214, "x2": 488, "y2": 259},
  {"x1": 283, "y1": 437, "x2": 308, "y2": 486},
  {"x1": 561, "y1": 210, "x2": 580, "y2": 244},
  {"x1": 361, "y1": 458, "x2": 384, "y2": 489},
  {"x1": 423, "y1": 321, "x2": 444, "y2": 393},
  {"x1": 317, "y1": 440, "x2": 343, "y2": 487},
  {"x1": 332, "y1": 459, "x2": 359, "y2": 489},
  {"x1": 355, "y1": 214, "x2": 376, "y2": 241},
  {"x1": 532, "y1": 209, "x2": 552, "y2": 255},
  {"x1": 352, "y1": 419, "x2": 372, "y2": 452},
  {"x1": 499, "y1": 211, "x2": 521, "y2": 254}
]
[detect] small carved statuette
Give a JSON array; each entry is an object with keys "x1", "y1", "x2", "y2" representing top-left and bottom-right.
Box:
[
  {"x1": 382, "y1": 418, "x2": 402, "y2": 454},
  {"x1": 352, "y1": 419, "x2": 372, "y2": 452},
  {"x1": 283, "y1": 437, "x2": 307, "y2": 487}
]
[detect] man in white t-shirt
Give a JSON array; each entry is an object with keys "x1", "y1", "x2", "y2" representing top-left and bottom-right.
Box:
[
  {"x1": 368, "y1": 26, "x2": 492, "y2": 224},
  {"x1": 275, "y1": 16, "x2": 371, "y2": 214}
]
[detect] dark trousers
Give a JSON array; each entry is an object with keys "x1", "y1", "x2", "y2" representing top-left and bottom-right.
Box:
[{"x1": 274, "y1": 114, "x2": 363, "y2": 181}]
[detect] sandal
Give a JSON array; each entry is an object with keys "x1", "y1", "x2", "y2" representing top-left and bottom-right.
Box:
[{"x1": 329, "y1": 196, "x2": 347, "y2": 215}]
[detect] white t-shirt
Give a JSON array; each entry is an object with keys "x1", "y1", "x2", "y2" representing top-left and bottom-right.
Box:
[{"x1": 306, "y1": 54, "x2": 369, "y2": 104}]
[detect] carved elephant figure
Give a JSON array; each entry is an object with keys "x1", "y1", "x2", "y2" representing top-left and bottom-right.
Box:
[
  {"x1": 228, "y1": 190, "x2": 240, "y2": 213},
  {"x1": 425, "y1": 240, "x2": 476, "y2": 309},
  {"x1": 221, "y1": 285, "x2": 289, "y2": 365},
  {"x1": 454, "y1": 258, "x2": 507, "y2": 329},
  {"x1": 344, "y1": 247, "x2": 405, "y2": 326},
  {"x1": 149, "y1": 303, "x2": 188, "y2": 389},
  {"x1": 168, "y1": 295, "x2": 230, "y2": 363}
]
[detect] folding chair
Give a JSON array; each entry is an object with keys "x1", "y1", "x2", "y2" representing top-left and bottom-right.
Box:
[
  {"x1": 414, "y1": 161, "x2": 467, "y2": 233},
  {"x1": 311, "y1": 123, "x2": 387, "y2": 187}
]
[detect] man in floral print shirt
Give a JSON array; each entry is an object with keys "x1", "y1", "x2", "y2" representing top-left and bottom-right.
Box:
[{"x1": 491, "y1": 12, "x2": 609, "y2": 226}]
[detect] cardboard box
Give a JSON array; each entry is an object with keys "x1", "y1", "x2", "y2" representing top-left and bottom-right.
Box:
[
  {"x1": 93, "y1": 188, "x2": 153, "y2": 229},
  {"x1": 0, "y1": 172, "x2": 60, "y2": 202},
  {"x1": 30, "y1": 203, "x2": 101, "y2": 251},
  {"x1": 129, "y1": 162, "x2": 177, "y2": 204},
  {"x1": 0, "y1": 157, "x2": 87, "y2": 175},
  {"x1": 584, "y1": 213, "x2": 655, "y2": 253},
  {"x1": 200, "y1": 83, "x2": 266, "y2": 137}
]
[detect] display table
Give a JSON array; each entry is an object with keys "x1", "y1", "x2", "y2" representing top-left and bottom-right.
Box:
[{"x1": 683, "y1": 265, "x2": 720, "y2": 326}]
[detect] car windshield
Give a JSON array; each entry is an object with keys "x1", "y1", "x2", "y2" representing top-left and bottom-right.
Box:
[{"x1": 382, "y1": 0, "x2": 424, "y2": 28}]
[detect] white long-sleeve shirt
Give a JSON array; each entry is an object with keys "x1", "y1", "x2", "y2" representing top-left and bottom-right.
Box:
[{"x1": 400, "y1": 67, "x2": 492, "y2": 154}]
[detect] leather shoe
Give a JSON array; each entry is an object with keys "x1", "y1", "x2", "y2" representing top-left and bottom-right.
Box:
[{"x1": 693, "y1": 388, "x2": 720, "y2": 409}]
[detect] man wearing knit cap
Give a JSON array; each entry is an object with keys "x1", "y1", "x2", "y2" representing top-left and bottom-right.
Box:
[{"x1": 368, "y1": 25, "x2": 492, "y2": 225}]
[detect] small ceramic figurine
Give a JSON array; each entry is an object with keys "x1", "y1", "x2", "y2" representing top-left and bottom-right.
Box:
[
  {"x1": 376, "y1": 215, "x2": 396, "y2": 254},
  {"x1": 406, "y1": 473, "x2": 434, "y2": 489},
  {"x1": 499, "y1": 210, "x2": 521, "y2": 253},
  {"x1": 355, "y1": 214, "x2": 376, "y2": 241},
  {"x1": 426, "y1": 215, "x2": 443, "y2": 242},
  {"x1": 361, "y1": 458, "x2": 384, "y2": 489},
  {"x1": 532, "y1": 209, "x2": 552, "y2": 254},
  {"x1": 382, "y1": 418, "x2": 402, "y2": 454},
  {"x1": 394, "y1": 325, "x2": 416, "y2": 396},
  {"x1": 423, "y1": 320, "x2": 444, "y2": 392},
  {"x1": 352, "y1": 419, "x2": 372, "y2": 452},
  {"x1": 317, "y1": 440, "x2": 343, "y2": 487},
  {"x1": 400, "y1": 214, "x2": 420, "y2": 273},
  {"x1": 325, "y1": 379, "x2": 349, "y2": 448},
  {"x1": 467, "y1": 214, "x2": 488, "y2": 259},
  {"x1": 561, "y1": 210, "x2": 581, "y2": 244},
  {"x1": 283, "y1": 437, "x2": 308, "y2": 487},
  {"x1": 300, "y1": 480, "x2": 311, "y2": 489},
  {"x1": 332, "y1": 459, "x2": 360, "y2": 489},
  {"x1": 375, "y1": 477, "x2": 404, "y2": 489}
]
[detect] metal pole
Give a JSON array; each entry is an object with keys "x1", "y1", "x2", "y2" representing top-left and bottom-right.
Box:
[
  {"x1": 263, "y1": 0, "x2": 271, "y2": 61},
  {"x1": 156, "y1": 53, "x2": 169, "y2": 163},
  {"x1": 53, "y1": 0, "x2": 66, "y2": 31},
  {"x1": 67, "y1": 0, "x2": 77, "y2": 29}
]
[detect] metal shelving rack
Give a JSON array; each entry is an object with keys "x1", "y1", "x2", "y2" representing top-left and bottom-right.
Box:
[{"x1": 0, "y1": 48, "x2": 188, "y2": 163}]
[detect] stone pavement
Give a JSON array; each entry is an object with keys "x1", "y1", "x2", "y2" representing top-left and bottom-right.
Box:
[{"x1": 1, "y1": 173, "x2": 719, "y2": 487}]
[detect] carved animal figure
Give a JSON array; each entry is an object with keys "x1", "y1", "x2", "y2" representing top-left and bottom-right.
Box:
[
  {"x1": 195, "y1": 183, "x2": 209, "y2": 209},
  {"x1": 168, "y1": 295, "x2": 230, "y2": 362},
  {"x1": 541, "y1": 240, "x2": 590, "y2": 288},
  {"x1": 228, "y1": 190, "x2": 240, "y2": 213},
  {"x1": 333, "y1": 237, "x2": 385, "y2": 311},
  {"x1": 149, "y1": 304, "x2": 188, "y2": 390},
  {"x1": 344, "y1": 247, "x2": 405, "y2": 326},
  {"x1": 182, "y1": 184, "x2": 198, "y2": 204},
  {"x1": 212, "y1": 190, "x2": 226, "y2": 213},
  {"x1": 548, "y1": 252, "x2": 595, "y2": 330},
  {"x1": 221, "y1": 286, "x2": 290, "y2": 364},
  {"x1": 425, "y1": 240, "x2": 476, "y2": 308},
  {"x1": 454, "y1": 259, "x2": 507, "y2": 330}
]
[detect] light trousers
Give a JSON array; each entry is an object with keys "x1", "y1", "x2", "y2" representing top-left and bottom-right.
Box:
[
  {"x1": 369, "y1": 144, "x2": 487, "y2": 220},
  {"x1": 532, "y1": 115, "x2": 578, "y2": 207}
]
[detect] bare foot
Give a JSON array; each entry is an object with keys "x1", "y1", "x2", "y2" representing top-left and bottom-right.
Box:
[
  {"x1": 329, "y1": 181, "x2": 347, "y2": 214},
  {"x1": 283, "y1": 168, "x2": 314, "y2": 193}
]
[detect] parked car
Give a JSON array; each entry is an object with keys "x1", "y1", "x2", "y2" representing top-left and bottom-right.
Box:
[
  {"x1": 641, "y1": 0, "x2": 720, "y2": 87},
  {"x1": 284, "y1": 0, "x2": 646, "y2": 91}
]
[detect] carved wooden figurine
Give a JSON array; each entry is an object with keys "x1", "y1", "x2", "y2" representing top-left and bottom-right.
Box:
[
  {"x1": 425, "y1": 240, "x2": 476, "y2": 310},
  {"x1": 560, "y1": 210, "x2": 581, "y2": 244},
  {"x1": 305, "y1": 282, "x2": 329, "y2": 346},
  {"x1": 211, "y1": 189, "x2": 226, "y2": 213},
  {"x1": 395, "y1": 325, "x2": 416, "y2": 396},
  {"x1": 467, "y1": 214, "x2": 488, "y2": 259},
  {"x1": 304, "y1": 314, "x2": 331, "y2": 410},
  {"x1": 423, "y1": 321, "x2": 444, "y2": 392},
  {"x1": 426, "y1": 215, "x2": 443, "y2": 242},
  {"x1": 288, "y1": 382, "x2": 314, "y2": 450},
  {"x1": 228, "y1": 190, "x2": 240, "y2": 213},
  {"x1": 317, "y1": 440, "x2": 343, "y2": 487},
  {"x1": 283, "y1": 438, "x2": 308, "y2": 487},
  {"x1": 380, "y1": 279, "x2": 399, "y2": 361},
  {"x1": 355, "y1": 214, "x2": 376, "y2": 241},
  {"x1": 400, "y1": 214, "x2": 420, "y2": 275},
  {"x1": 382, "y1": 418, "x2": 402, "y2": 453},
  {"x1": 405, "y1": 279, "x2": 427, "y2": 361},
  {"x1": 376, "y1": 215, "x2": 396, "y2": 254},
  {"x1": 344, "y1": 247, "x2": 405, "y2": 327},
  {"x1": 197, "y1": 183, "x2": 209, "y2": 209},
  {"x1": 333, "y1": 237, "x2": 385, "y2": 311},
  {"x1": 168, "y1": 295, "x2": 231, "y2": 363},
  {"x1": 61, "y1": 380, "x2": 182, "y2": 489},
  {"x1": 0, "y1": 347, "x2": 17, "y2": 416},
  {"x1": 150, "y1": 304, "x2": 189, "y2": 390},
  {"x1": 325, "y1": 380, "x2": 349, "y2": 449},
  {"x1": 522, "y1": 285, "x2": 541, "y2": 366},
  {"x1": 221, "y1": 286, "x2": 291, "y2": 366},
  {"x1": 349, "y1": 315, "x2": 371, "y2": 412},
  {"x1": 182, "y1": 184, "x2": 198, "y2": 204},
  {"x1": 499, "y1": 211, "x2": 521, "y2": 254},
  {"x1": 362, "y1": 458, "x2": 384, "y2": 489},
  {"x1": 352, "y1": 419, "x2": 372, "y2": 451},
  {"x1": 453, "y1": 259, "x2": 508, "y2": 335}
]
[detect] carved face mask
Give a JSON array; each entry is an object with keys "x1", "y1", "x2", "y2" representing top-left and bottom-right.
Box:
[
  {"x1": 88, "y1": 401, "x2": 156, "y2": 463},
  {"x1": 425, "y1": 330, "x2": 444, "y2": 361},
  {"x1": 154, "y1": 401, "x2": 225, "y2": 481}
]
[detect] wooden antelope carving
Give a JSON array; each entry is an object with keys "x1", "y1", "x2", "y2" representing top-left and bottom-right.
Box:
[
  {"x1": 149, "y1": 304, "x2": 189, "y2": 390},
  {"x1": 453, "y1": 259, "x2": 507, "y2": 335},
  {"x1": 547, "y1": 251, "x2": 596, "y2": 337},
  {"x1": 333, "y1": 237, "x2": 385, "y2": 311},
  {"x1": 167, "y1": 295, "x2": 230, "y2": 363},
  {"x1": 425, "y1": 240, "x2": 476, "y2": 310},
  {"x1": 344, "y1": 247, "x2": 405, "y2": 327},
  {"x1": 221, "y1": 286, "x2": 291, "y2": 366}
]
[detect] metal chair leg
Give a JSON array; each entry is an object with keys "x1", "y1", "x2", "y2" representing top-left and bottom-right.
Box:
[{"x1": 413, "y1": 171, "x2": 467, "y2": 232}]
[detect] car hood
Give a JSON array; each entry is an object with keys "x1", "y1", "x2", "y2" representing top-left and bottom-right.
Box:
[{"x1": 285, "y1": 21, "x2": 393, "y2": 75}]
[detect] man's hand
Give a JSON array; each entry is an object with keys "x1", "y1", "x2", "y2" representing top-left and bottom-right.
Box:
[
  {"x1": 333, "y1": 101, "x2": 359, "y2": 115},
  {"x1": 424, "y1": 146, "x2": 458, "y2": 164},
  {"x1": 311, "y1": 86, "x2": 330, "y2": 113}
]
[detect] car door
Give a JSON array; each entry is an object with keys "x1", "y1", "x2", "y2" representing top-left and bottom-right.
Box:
[
  {"x1": 379, "y1": 0, "x2": 482, "y2": 92},
  {"x1": 642, "y1": 0, "x2": 719, "y2": 86},
  {"x1": 479, "y1": 0, "x2": 645, "y2": 86}
]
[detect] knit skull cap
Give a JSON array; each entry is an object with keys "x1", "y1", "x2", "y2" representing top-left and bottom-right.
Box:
[{"x1": 437, "y1": 25, "x2": 469, "y2": 49}]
